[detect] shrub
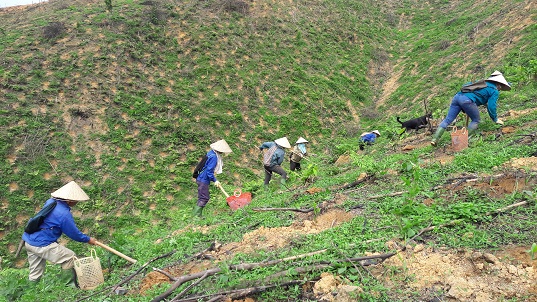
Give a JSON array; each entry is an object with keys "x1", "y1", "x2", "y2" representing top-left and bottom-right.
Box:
[
  {"x1": 42, "y1": 22, "x2": 65, "y2": 41},
  {"x1": 222, "y1": 0, "x2": 249, "y2": 15}
]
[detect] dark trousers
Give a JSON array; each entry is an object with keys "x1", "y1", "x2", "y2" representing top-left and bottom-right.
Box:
[
  {"x1": 264, "y1": 165, "x2": 287, "y2": 185},
  {"x1": 290, "y1": 160, "x2": 301, "y2": 171},
  {"x1": 359, "y1": 142, "x2": 373, "y2": 150},
  {"x1": 196, "y1": 180, "x2": 210, "y2": 207}
]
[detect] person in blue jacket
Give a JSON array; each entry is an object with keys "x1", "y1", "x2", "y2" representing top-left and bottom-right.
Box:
[
  {"x1": 359, "y1": 130, "x2": 380, "y2": 150},
  {"x1": 259, "y1": 137, "x2": 291, "y2": 189},
  {"x1": 431, "y1": 71, "x2": 511, "y2": 146},
  {"x1": 22, "y1": 181, "x2": 97, "y2": 287},
  {"x1": 194, "y1": 139, "x2": 232, "y2": 217}
]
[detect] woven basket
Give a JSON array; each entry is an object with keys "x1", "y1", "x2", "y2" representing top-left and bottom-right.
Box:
[
  {"x1": 451, "y1": 126, "x2": 468, "y2": 152},
  {"x1": 74, "y1": 249, "x2": 104, "y2": 290}
]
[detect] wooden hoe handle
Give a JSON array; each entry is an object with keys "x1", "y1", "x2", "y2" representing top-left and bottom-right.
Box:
[
  {"x1": 95, "y1": 240, "x2": 137, "y2": 264},
  {"x1": 217, "y1": 183, "x2": 230, "y2": 198}
]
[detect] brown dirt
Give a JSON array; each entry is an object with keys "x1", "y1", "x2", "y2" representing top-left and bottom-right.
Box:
[
  {"x1": 138, "y1": 209, "x2": 355, "y2": 294},
  {"x1": 439, "y1": 172, "x2": 531, "y2": 199},
  {"x1": 504, "y1": 157, "x2": 537, "y2": 171},
  {"x1": 378, "y1": 244, "x2": 537, "y2": 301},
  {"x1": 506, "y1": 108, "x2": 537, "y2": 119}
]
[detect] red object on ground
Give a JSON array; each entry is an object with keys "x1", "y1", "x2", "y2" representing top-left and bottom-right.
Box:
[{"x1": 226, "y1": 189, "x2": 252, "y2": 210}]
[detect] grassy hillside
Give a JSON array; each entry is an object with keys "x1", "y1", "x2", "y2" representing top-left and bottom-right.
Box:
[
  {"x1": 0, "y1": 0, "x2": 393, "y2": 250},
  {"x1": 1, "y1": 0, "x2": 536, "y2": 301}
]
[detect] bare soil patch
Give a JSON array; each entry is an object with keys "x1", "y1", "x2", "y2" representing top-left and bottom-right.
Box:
[
  {"x1": 139, "y1": 209, "x2": 354, "y2": 293},
  {"x1": 504, "y1": 157, "x2": 537, "y2": 171},
  {"x1": 377, "y1": 244, "x2": 537, "y2": 301}
]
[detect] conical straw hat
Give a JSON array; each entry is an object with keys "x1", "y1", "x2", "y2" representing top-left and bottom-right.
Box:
[
  {"x1": 51, "y1": 181, "x2": 90, "y2": 201},
  {"x1": 274, "y1": 137, "x2": 291, "y2": 148},
  {"x1": 486, "y1": 73, "x2": 511, "y2": 91},
  {"x1": 210, "y1": 139, "x2": 232, "y2": 153},
  {"x1": 295, "y1": 137, "x2": 308, "y2": 144},
  {"x1": 490, "y1": 70, "x2": 502, "y2": 76},
  {"x1": 372, "y1": 130, "x2": 381, "y2": 136}
]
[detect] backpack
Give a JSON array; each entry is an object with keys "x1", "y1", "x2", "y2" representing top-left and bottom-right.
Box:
[
  {"x1": 24, "y1": 201, "x2": 58, "y2": 234},
  {"x1": 192, "y1": 155, "x2": 208, "y2": 178},
  {"x1": 263, "y1": 145, "x2": 278, "y2": 166},
  {"x1": 461, "y1": 79, "x2": 487, "y2": 92}
]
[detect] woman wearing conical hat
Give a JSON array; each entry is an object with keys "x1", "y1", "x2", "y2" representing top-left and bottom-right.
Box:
[
  {"x1": 22, "y1": 181, "x2": 97, "y2": 287},
  {"x1": 432, "y1": 71, "x2": 511, "y2": 146},
  {"x1": 193, "y1": 139, "x2": 232, "y2": 217},
  {"x1": 259, "y1": 137, "x2": 291, "y2": 189},
  {"x1": 289, "y1": 137, "x2": 309, "y2": 171}
]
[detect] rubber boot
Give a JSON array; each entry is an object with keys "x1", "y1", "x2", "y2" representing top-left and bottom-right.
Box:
[
  {"x1": 431, "y1": 127, "x2": 446, "y2": 146},
  {"x1": 193, "y1": 206, "x2": 203, "y2": 217}
]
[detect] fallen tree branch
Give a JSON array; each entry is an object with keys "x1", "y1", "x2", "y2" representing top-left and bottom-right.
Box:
[
  {"x1": 265, "y1": 264, "x2": 331, "y2": 281},
  {"x1": 368, "y1": 191, "x2": 406, "y2": 199},
  {"x1": 266, "y1": 252, "x2": 396, "y2": 282},
  {"x1": 368, "y1": 173, "x2": 514, "y2": 200},
  {"x1": 334, "y1": 252, "x2": 397, "y2": 264},
  {"x1": 251, "y1": 207, "x2": 314, "y2": 213},
  {"x1": 332, "y1": 243, "x2": 378, "y2": 281},
  {"x1": 171, "y1": 280, "x2": 304, "y2": 302},
  {"x1": 153, "y1": 268, "x2": 177, "y2": 281},
  {"x1": 151, "y1": 249, "x2": 328, "y2": 302},
  {"x1": 164, "y1": 241, "x2": 219, "y2": 270},
  {"x1": 487, "y1": 200, "x2": 528, "y2": 215},
  {"x1": 405, "y1": 199, "x2": 531, "y2": 249},
  {"x1": 509, "y1": 131, "x2": 536, "y2": 145},
  {"x1": 332, "y1": 242, "x2": 363, "y2": 281},
  {"x1": 170, "y1": 271, "x2": 210, "y2": 301},
  {"x1": 205, "y1": 295, "x2": 225, "y2": 302},
  {"x1": 226, "y1": 280, "x2": 304, "y2": 300},
  {"x1": 339, "y1": 175, "x2": 374, "y2": 191},
  {"x1": 289, "y1": 184, "x2": 317, "y2": 200},
  {"x1": 15, "y1": 239, "x2": 24, "y2": 258}
]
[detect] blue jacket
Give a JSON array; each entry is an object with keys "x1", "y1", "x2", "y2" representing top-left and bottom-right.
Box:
[
  {"x1": 196, "y1": 149, "x2": 218, "y2": 184},
  {"x1": 360, "y1": 133, "x2": 377, "y2": 143},
  {"x1": 260, "y1": 141, "x2": 285, "y2": 167},
  {"x1": 461, "y1": 81, "x2": 500, "y2": 122},
  {"x1": 22, "y1": 198, "x2": 90, "y2": 247}
]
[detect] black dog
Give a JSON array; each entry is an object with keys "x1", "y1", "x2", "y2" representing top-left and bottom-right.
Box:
[{"x1": 397, "y1": 113, "x2": 432, "y2": 132}]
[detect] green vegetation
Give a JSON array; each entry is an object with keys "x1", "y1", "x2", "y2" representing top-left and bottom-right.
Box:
[{"x1": 0, "y1": 0, "x2": 536, "y2": 301}]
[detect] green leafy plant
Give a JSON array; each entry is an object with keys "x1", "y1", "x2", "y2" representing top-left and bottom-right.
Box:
[
  {"x1": 0, "y1": 276, "x2": 26, "y2": 302},
  {"x1": 300, "y1": 163, "x2": 318, "y2": 183}
]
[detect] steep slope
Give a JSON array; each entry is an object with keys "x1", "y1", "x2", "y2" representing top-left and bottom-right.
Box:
[
  {"x1": 0, "y1": 0, "x2": 393, "y2": 237},
  {"x1": 1, "y1": 0, "x2": 536, "y2": 301}
]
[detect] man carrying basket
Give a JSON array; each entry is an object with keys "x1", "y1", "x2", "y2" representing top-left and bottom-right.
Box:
[{"x1": 22, "y1": 181, "x2": 97, "y2": 288}]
